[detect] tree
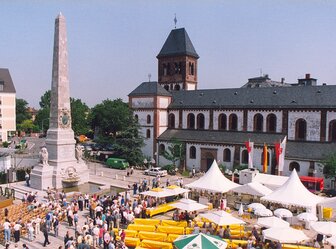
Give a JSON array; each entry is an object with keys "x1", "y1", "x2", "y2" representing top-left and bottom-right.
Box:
[
  {"x1": 90, "y1": 99, "x2": 132, "y2": 138},
  {"x1": 90, "y1": 98, "x2": 144, "y2": 165},
  {"x1": 39, "y1": 90, "x2": 51, "y2": 109},
  {"x1": 70, "y1": 98, "x2": 90, "y2": 135},
  {"x1": 161, "y1": 139, "x2": 185, "y2": 169},
  {"x1": 34, "y1": 91, "x2": 51, "y2": 132},
  {"x1": 18, "y1": 120, "x2": 38, "y2": 134},
  {"x1": 16, "y1": 98, "x2": 31, "y2": 125},
  {"x1": 323, "y1": 153, "x2": 336, "y2": 185}
]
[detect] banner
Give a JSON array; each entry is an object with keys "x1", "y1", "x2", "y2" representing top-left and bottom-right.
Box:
[
  {"x1": 244, "y1": 140, "x2": 254, "y2": 168},
  {"x1": 263, "y1": 144, "x2": 268, "y2": 173},
  {"x1": 275, "y1": 136, "x2": 287, "y2": 173}
]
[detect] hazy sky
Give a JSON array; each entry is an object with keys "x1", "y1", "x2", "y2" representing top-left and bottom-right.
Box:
[{"x1": 1, "y1": 1, "x2": 336, "y2": 108}]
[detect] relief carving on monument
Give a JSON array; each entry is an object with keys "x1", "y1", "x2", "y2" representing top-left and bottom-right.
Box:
[
  {"x1": 58, "y1": 108, "x2": 71, "y2": 128},
  {"x1": 39, "y1": 147, "x2": 49, "y2": 166},
  {"x1": 75, "y1": 144, "x2": 83, "y2": 163}
]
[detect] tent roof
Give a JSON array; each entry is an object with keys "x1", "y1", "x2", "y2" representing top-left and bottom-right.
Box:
[
  {"x1": 260, "y1": 169, "x2": 325, "y2": 208},
  {"x1": 231, "y1": 181, "x2": 273, "y2": 197},
  {"x1": 253, "y1": 173, "x2": 288, "y2": 190},
  {"x1": 185, "y1": 160, "x2": 239, "y2": 193}
]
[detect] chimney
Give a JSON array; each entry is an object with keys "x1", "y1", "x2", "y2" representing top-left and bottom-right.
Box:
[
  {"x1": 305, "y1": 73, "x2": 310, "y2": 79},
  {"x1": 281, "y1": 78, "x2": 285, "y2": 83}
]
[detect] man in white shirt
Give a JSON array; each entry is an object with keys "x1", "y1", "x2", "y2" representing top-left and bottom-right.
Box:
[
  {"x1": 92, "y1": 225, "x2": 100, "y2": 248},
  {"x1": 13, "y1": 222, "x2": 22, "y2": 242}
]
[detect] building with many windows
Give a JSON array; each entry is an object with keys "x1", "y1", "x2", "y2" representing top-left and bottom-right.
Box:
[
  {"x1": 0, "y1": 69, "x2": 16, "y2": 142},
  {"x1": 129, "y1": 28, "x2": 336, "y2": 188}
]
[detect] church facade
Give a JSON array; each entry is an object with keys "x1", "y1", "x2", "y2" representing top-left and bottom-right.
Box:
[{"x1": 129, "y1": 28, "x2": 336, "y2": 188}]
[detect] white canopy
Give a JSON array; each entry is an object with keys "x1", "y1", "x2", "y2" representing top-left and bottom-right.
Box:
[
  {"x1": 257, "y1": 216, "x2": 290, "y2": 228},
  {"x1": 260, "y1": 169, "x2": 325, "y2": 212},
  {"x1": 170, "y1": 198, "x2": 208, "y2": 212},
  {"x1": 186, "y1": 160, "x2": 239, "y2": 193},
  {"x1": 311, "y1": 221, "x2": 336, "y2": 236},
  {"x1": 231, "y1": 181, "x2": 272, "y2": 197},
  {"x1": 140, "y1": 187, "x2": 190, "y2": 198},
  {"x1": 296, "y1": 212, "x2": 318, "y2": 222},
  {"x1": 200, "y1": 210, "x2": 245, "y2": 226},
  {"x1": 327, "y1": 236, "x2": 336, "y2": 246},
  {"x1": 318, "y1": 196, "x2": 336, "y2": 218},
  {"x1": 253, "y1": 173, "x2": 288, "y2": 190},
  {"x1": 274, "y1": 208, "x2": 293, "y2": 218},
  {"x1": 262, "y1": 227, "x2": 309, "y2": 243}
]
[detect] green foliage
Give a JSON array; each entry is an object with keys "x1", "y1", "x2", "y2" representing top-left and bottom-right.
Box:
[
  {"x1": 322, "y1": 153, "x2": 336, "y2": 179},
  {"x1": 34, "y1": 107, "x2": 50, "y2": 132},
  {"x1": 90, "y1": 99, "x2": 132, "y2": 138},
  {"x1": 39, "y1": 90, "x2": 51, "y2": 109},
  {"x1": 16, "y1": 98, "x2": 31, "y2": 125},
  {"x1": 218, "y1": 163, "x2": 226, "y2": 172},
  {"x1": 2, "y1": 141, "x2": 9, "y2": 148},
  {"x1": 70, "y1": 98, "x2": 90, "y2": 135},
  {"x1": 161, "y1": 139, "x2": 185, "y2": 167},
  {"x1": 0, "y1": 172, "x2": 6, "y2": 184},
  {"x1": 16, "y1": 169, "x2": 27, "y2": 181},
  {"x1": 233, "y1": 164, "x2": 248, "y2": 171},
  {"x1": 19, "y1": 120, "x2": 35, "y2": 134}
]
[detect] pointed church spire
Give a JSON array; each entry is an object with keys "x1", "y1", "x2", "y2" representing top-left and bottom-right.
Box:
[{"x1": 174, "y1": 13, "x2": 177, "y2": 29}]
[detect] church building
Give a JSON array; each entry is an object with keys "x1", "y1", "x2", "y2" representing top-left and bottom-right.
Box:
[{"x1": 129, "y1": 27, "x2": 336, "y2": 188}]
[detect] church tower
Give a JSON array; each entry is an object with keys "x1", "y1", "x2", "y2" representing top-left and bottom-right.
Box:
[{"x1": 157, "y1": 28, "x2": 199, "y2": 91}]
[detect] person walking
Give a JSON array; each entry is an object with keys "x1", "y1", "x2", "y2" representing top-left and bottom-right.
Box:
[
  {"x1": 3, "y1": 219, "x2": 11, "y2": 244},
  {"x1": 53, "y1": 216, "x2": 59, "y2": 237},
  {"x1": 42, "y1": 222, "x2": 50, "y2": 247},
  {"x1": 13, "y1": 222, "x2": 22, "y2": 242}
]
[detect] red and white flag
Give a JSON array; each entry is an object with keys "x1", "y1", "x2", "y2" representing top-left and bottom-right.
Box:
[
  {"x1": 244, "y1": 140, "x2": 254, "y2": 169},
  {"x1": 275, "y1": 136, "x2": 287, "y2": 173}
]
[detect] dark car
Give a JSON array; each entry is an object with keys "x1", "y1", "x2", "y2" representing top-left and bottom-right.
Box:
[{"x1": 92, "y1": 143, "x2": 103, "y2": 151}]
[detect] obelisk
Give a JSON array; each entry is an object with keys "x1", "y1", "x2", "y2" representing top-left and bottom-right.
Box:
[{"x1": 31, "y1": 13, "x2": 89, "y2": 190}]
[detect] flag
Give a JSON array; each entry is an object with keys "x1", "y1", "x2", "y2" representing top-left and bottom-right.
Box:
[
  {"x1": 263, "y1": 144, "x2": 268, "y2": 173},
  {"x1": 275, "y1": 136, "x2": 287, "y2": 173},
  {"x1": 244, "y1": 140, "x2": 254, "y2": 168}
]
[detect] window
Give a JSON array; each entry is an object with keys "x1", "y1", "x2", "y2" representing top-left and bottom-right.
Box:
[
  {"x1": 159, "y1": 144, "x2": 165, "y2": 154},
  {"x1": 164, "y1": 85, "x2": 169, "y2": 91},
  {"x1": 146, "y1": 129, "x2": 150, "y2": 138},
  {"x1": 187, "y1": 113, "x2": 195, "y2": 129},
  {"x1": 174, "y1": 84, "x2": 181, "y2": 90},
  {"x1": 190, "y1": 146, "x2": 196, "y2": 159},
  {"x1": 289, "y1": 161, "x2": 300, "y2": 172},
  {"x1": 0, "y1": 82, "x2": 4, "y2": 91},
  {"x1": 329, "y1": 120, "x2": 336, "y2": 142},
  {"x1": 163, "y1": 64, "x2": 168, "y2": 76},
  {"x1": 197, "y1": 113, "x2": 205, "y2": 130},
  {"x1": 189, "y1": 62, "x2": 194, "y2": 75},
  {"x1": 266, "y1": 114, "x2": 277, "y2": 132},
  {"x1": 295, "y1": 119, "x2": 307, "y2": 140},
  {"x1": 261, "y1": 151, "x2": 270, "y2": 166},
  {"x1": 241, "y1": 150, "x2": 248, "y2": 164},
  {"x1": 229, "y1": 114, "x2": 238, "y2": 131},
  {"x1": 147, "y1": 115, "x2": 151, "y2": 124},
  {"x1": 253, "y1": 113, "x2": 263, "y2": 132},
  {"x1": 218, "y1": 114, "x2": 227, "y2": 130},
  {"x1": 168, "y1": 114, "x2": 175, "y2": 128},
  {"x1": 134, "y1": 114, "x2": 138, "y2": 122},
  {"x1": 223, "y1": 148, "x2": 231, "y2": 162}
]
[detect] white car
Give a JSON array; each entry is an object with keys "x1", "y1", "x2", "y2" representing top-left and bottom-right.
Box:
[{"x1": 144, "y1": 167, "x2": 168, "y2": 177}]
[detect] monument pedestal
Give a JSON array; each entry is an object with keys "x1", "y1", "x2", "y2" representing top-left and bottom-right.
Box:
[{"x1": 30, "y1": 164, "x2": 53, "y2": 190}]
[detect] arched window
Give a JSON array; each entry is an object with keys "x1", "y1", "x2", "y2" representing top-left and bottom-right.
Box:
[
  {"x1": 329, "y1": 120, "x2": 336, "y2": 142},
  {"x1": 218, "y1": 114, "x2": 227, "y2": 130},
  {"x1": 190, "y1": 146, "x2": 196, "y2": 159},
  {"x1": 223, "y1": 148, "x2": 231, "y2": 162},
  {"x1": 289, "y1": 161, "x2": 300, "y2": 172},
  {"x1": 174, "y1": 84, "x2": 180, "y2": 90},
  {"x1": 189, "y1": 62, "x2": 194, "y2": 75},
  {"x1": 295, "y1": 119, "x2": 307, "y2": 140},
  {"x1": 163, "y1": 63, "x2": 167, "y2": 76},
  {"x1": 164, "y1": 85, "x2": 169, "y2": 91},
  {"x1": 147, "y1": 115, "x2": 151, "y2": 124},
  {"x1": 146, "y1": 129, "x2": 150, "y2": 138},
  {"x1": 229, "y1": 114, "x2": 238, "y2": 131},
  {"x1": 168, "y1": 114, "x2": 175, "y2": 128},
  {"x1": 134, "y1": 114, "x2": 138, "y2": 122},
  {"x1": 266, "y1": 114, "x2": 277, "y2": 132},
  {"x1": 253, "y1": 113, "x2": 263, "y2": 132},
  {"x1": 261, "y1": 151, "x2": 270, "y2": 166},
  {"x1": 197, "y1": 113, "x2": 205, "y2": 130},
  {"x1": 187, "y1": 113, "x2": 195, "y2": 129},
  {"x1": 241, "y1": 150, "x2": 248, "y2": 164},
  {"x1": 159, "y1": 144, "x2": 165, "y2": 154}
]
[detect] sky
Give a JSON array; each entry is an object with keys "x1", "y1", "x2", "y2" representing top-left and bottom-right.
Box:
[{"x1": 1, "y1": 0, "x2": 336, "y2": 108}]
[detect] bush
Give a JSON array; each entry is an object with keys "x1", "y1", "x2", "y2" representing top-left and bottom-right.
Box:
[
  {"x1": 233, "y1": 164, "x2": 248, "y2": 171},
  {"x1": 2, "y1": 141, "x2": 9, "y2": 148},
  {"x1": 16, "y1": 169, "x2": 27, "y2": 181}
]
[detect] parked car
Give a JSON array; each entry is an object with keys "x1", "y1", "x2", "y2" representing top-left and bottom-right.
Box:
[
  {"x1": 106, "y1": 158, "x2": 129, "y2": 170},
  {"x1": 144, "y1": 167, "x2": 168, "y2": 177}
]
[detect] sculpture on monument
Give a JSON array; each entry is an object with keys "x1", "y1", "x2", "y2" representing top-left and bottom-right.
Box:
[
  {"x1": 39, "y1": 147, "x2": 49, "y2": 166},
  {"x1": 75, "y1": 144, "x2": 83, "y2": 163}
]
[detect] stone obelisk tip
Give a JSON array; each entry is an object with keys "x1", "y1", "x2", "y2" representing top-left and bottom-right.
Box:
[{"x1": 57, "y1": 12, "x2": 64, "y2": 19}]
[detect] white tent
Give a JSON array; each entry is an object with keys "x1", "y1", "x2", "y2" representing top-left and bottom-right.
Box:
[
  {"x1": 311, "y1": 221, "x2": 336, "y2": 236},
  {"x1": 318, "y1": 196, "x2": 336, "y2": 219},
  {"x1": 200, "y1": 210, "x2": 245, "y2": 226},
  {"x1": 140, "y1": 187, "x2": 189, "y2": 198},
  {"x1": 186, "y1": 160, "x2": 239, "y2": 193},
  {"x1": 262, "y1": 227, "x2": 309, "y2": 243},
  {"x1": 170, "y1": 198, "x2": 208, "y2": 212},
  {"x1": 253, "y1": 173, "x2": 288, "y2": 190},
  {"x1": 231, "y1": 181, "x2": 272, "y2": 197},
  {"x1": 260, "y1": 169, "x2": 325, "y2": 214},
  {"x1": 257, "y1": 216, "x2": 290, "y2": 228}
]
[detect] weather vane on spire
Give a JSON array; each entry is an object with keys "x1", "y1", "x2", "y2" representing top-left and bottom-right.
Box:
[{"x1": 174, "y1": 13, "x2": 177, "y2": 29}]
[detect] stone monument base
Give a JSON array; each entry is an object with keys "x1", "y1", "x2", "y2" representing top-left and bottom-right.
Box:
[{"x1": 30, "y1": 164, "x2": 54, "y2": 190}]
